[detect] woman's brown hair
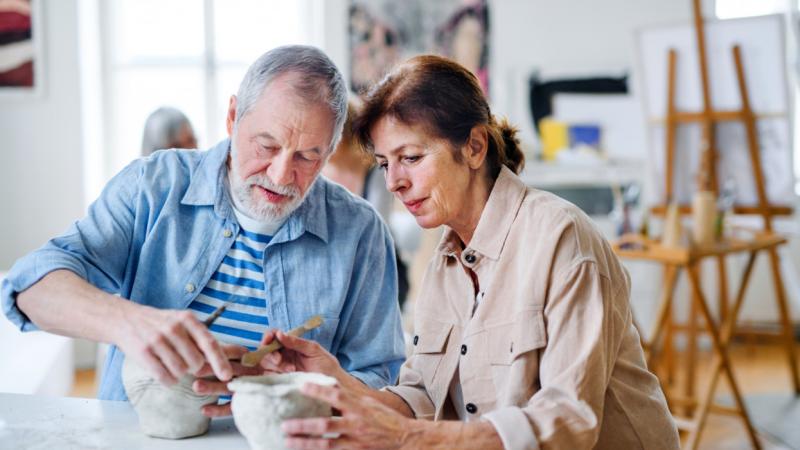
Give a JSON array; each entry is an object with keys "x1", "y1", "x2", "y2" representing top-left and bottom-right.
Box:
[{"x1": 353, "y1": 54, "x2": 524, "y2": 178}]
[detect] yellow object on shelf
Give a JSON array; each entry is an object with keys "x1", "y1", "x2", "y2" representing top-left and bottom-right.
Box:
[{"x1": 540, "y1": 118, "x2": 568, "y2": 161}]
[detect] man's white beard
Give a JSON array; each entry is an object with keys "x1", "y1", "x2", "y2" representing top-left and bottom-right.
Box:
[{"x1": 229, "y1": 142, "x2": 308, "y2": 223}]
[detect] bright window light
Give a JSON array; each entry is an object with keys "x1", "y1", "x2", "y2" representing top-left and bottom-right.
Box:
[
  {"x1": 715, "y1": 0, "x2": 786, "y2": 19},
  {"x1": 102, "y1": 1, "x2": 309, "y2": 179}
]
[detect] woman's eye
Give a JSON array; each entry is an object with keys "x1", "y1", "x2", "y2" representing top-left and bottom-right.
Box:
[
  {"x1": 404, "y1": 155, "x2": 421, "y2": 163},
  {"x1": 378, "y1": 162, "x2": 388, "y2": 171}
]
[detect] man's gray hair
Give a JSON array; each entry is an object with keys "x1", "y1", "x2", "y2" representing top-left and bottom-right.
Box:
[{"x1": 235, "y1": 45, "x2": 348, "y2": 152}]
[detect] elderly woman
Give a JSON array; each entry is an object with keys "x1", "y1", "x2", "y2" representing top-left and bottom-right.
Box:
[{"x1": 261, "y1": 55, "x2": 679, "y2": 450}]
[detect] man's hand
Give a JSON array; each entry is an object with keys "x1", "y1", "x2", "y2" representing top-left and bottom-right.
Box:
[
  {"x1": 192, "y1": 344, "x2": 267, "y2": 417},
  {"x1": 116, "y1": 304, "x2": 233, "y2": 385}
]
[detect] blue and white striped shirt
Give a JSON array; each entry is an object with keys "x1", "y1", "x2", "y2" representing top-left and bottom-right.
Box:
[{"x1": 188, "y1": 207, "x2": 283, "y2": 351}]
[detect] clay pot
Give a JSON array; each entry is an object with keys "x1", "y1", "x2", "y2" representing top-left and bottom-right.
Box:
[
  {"x1": 121, "y1": 357, "x2": 218, "y2": 439},
  {"x1": 228, "y1": 372, "x2": 337, "y2": 450}
]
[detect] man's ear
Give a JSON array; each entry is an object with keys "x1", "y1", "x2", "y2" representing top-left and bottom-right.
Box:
[
  {"x1": 226, "y1": 95, "x2": 237, "y2": 137},
  {"x1": 462, "y1": 125, "x2": 489, "y2": 170}
]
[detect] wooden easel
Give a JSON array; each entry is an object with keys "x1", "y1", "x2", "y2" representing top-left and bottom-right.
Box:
[{"x1": 647, "y1": 0, "x2": 799, "y2": 448}]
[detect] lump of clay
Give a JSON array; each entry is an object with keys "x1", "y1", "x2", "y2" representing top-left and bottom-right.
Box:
[
  {"x1": 122, "y1": 357, "x2": 219, "y2": 439},
  {"x1": 229, "y1": 372, "x2": 337, "y2": 450}
]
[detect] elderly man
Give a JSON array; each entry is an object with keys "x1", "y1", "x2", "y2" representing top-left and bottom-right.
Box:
[{"x1": 1, "y1": 46, "x2": 405, "y2": 415}]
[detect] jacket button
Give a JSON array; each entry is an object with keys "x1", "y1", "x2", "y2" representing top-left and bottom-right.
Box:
[
  {"x1": 413, "y1": 335, "x2": 419, "y2": 345},
  {"x1": 466, "y1": 403, "x2": 477, "y2": 414},
  {"x1": 464, "y1": 253, "x2": 476, "y2": 264},
  {"x1": 223, "y1": 229, "x2": 233, "y2": 238},
  {"x1": 460, "y1": 344, "x2": 467, "y2": 355},
  {"x1": 185, "y1": 283, "x2": 196, "y2": 293}
]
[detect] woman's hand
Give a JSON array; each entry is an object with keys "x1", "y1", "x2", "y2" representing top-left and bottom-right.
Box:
[
  {"x1": 282, "y1": 383, "x2": 418, "y2": 450},
  {"x1": 259, "y1": 330, "x2": 347, "y2": 381}
]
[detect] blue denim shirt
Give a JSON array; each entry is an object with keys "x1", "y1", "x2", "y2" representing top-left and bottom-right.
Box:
[{"x1": 1, "y1": 139, "x2": 406, "y2": 400}]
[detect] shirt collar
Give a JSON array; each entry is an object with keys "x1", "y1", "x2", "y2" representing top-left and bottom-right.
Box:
[
  {"x1": 436, "y1": 166, "x2": 527, "y2": 260},
  {"x1": 180, "y1": 138, "x2": 329, "y2": 243}
]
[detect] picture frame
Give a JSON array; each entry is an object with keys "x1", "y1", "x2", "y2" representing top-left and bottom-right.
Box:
[{"x1": 0, "y1": 0, "x2": 44, "y2": 98}]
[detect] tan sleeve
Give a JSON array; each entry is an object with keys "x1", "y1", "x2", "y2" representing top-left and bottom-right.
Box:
[
  {"x1": 382, "y1": 358, "x2": 436, "y2": 420},
  {"x1": 487, "y1": 259, "x2": 629, "y2": 449}
]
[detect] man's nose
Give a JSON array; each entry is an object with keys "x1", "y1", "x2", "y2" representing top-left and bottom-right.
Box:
[{"x1": 268, "y1": 151, "x2": 295, "y2": 186}]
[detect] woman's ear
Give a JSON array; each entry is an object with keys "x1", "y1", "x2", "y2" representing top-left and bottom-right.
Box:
[{"x1": 462, "y1": 125, "x2": 489, "y2": 170}]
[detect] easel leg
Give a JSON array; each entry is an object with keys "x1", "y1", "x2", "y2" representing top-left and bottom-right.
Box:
[
  {"x1": 718, "y1": 255, "x2": 728, "y2": 325},
  {"x1": 685, "y1": 261, "x2": 761, "y2": 450},
  {"x1": 767, "y1": 246, "x2": 800, "y2": 394},
  {"x1": 686, "y1": 264, "x2": 700, "y2": 415}
]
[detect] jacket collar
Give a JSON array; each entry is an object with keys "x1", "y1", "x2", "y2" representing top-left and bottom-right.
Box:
[
  {"x1": 181, "y1": 138, "x2": 329, "y2": 243},
  {"x1": 436, "y1": 166, "x2": 526, "y2": 260}
]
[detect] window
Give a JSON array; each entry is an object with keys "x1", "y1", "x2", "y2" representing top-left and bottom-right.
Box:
[{"x1": 101, "y1": 0, "x2": 318, "y2": 179}]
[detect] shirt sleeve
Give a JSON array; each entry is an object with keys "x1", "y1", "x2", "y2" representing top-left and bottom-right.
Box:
[
  {"x1": 333, "y1": 214, "x2": 406, "y2": 388},
  {"x1": 483, "y1": 259, "x2": 630, "y2": 450},
  {"x1": 1, "y1": 160, "x2": 143, "y2": 331}
]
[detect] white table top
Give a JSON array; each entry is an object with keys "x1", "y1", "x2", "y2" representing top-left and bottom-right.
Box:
[{"x1": 0, "y1": 393, "x2": 249, "y2": 449}]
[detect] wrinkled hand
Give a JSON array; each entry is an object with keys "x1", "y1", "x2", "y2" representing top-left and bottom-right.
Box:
[
  {"x1": 258, "y1": 330, "x2": 344, "y2": 380},
  {"x1": 282, "y1": 383, "x2": 414, "y2": 450},
  {"x1": 192, "y1": 344, "x2": 267, "y2": 417},
  {"x1": 116, "y1": 305, "x2": 233, "y2": 386}
]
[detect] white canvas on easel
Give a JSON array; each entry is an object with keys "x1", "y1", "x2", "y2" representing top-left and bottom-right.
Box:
[{"x1": 635, "y1": 14, "x2": 795, "y2": 207}]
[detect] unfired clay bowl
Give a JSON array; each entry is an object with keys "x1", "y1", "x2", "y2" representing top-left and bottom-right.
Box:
[
  {"x1": 228, "y1": 372, "x2": 337, "y2": 450},
  {"x1": 121, "y1": 357, "x2": 219, "y2": 439}
]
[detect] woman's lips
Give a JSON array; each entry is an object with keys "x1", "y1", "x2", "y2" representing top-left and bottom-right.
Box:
[
  {"x1": 256, "y1": 185, "x2": 288, "y2": 203},
  {"x1": 404, "y1": 198, "x2": 425, "y2": 214}
]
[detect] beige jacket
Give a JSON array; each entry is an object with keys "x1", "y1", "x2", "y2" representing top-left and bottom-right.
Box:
[{"x1": 386, "y1": 167, "x2": 679, "y2": 450}]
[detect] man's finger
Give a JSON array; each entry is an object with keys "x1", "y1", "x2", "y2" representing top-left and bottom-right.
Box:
[
  {"x1": 184, "y1": 315, "x2": 233, "y2": 380},
  {"x1": 139, "y1": 350, "x2": 176, "y2": 385},
  {"x1": 195, "y1": 360, "x2": 264, "y2": 378},
  {"x1": 202, "y1": 402, "x2": 232, "y2": 418},
  {"x1": 193, "y1": 378, "x2": 232, "y2": 396},
  {"x1": 166, "y1": 323, "x2": 205, "y2": 373},
  {"x1": 150, "y1": 334, "x2": 189, "y2": 380}
]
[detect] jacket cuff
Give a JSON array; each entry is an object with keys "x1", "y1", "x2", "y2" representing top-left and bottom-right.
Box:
[
  {"x1": 382, "y1": 384, "x2": 436, "y2": 420},
  {"x1": 482, "y1": 406, "x2": 540, "y2": 450}
]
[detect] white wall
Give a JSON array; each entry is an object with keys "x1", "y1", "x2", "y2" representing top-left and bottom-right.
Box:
[{"x1": 0, "y1": 0, "x2": 84, "y2": 271}]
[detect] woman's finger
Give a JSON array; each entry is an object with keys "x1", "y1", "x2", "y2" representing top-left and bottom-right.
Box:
[
  {"x1": 300, "y1": 383, "x2": 353, "y2": 412},
  {"x1": 276, "y1": 331, "x2": 322, "y2": 356},
  {"x1": 260, "y1": 329, "x2": 278, "y2": 346},
  {"x1": 282, "y1": 417, "x2": 348, "y2": 437},
  {"x1": 285, "y1": 435, "x2": 353, "y2": 450}
]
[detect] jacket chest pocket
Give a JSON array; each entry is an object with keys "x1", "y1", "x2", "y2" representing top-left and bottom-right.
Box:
[
  {"x1": 411, "y1": 321, "x2": 454, "y2": 389},
  {"x1": 485, "y1": 309, "x2": 547, "y2": 404},
  {"x1": 487, "y1": 308, "x2": 547, "y2": 365}
]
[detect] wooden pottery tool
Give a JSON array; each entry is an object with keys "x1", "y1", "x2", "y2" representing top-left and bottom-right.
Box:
[
  {"x1": 240, "y1": 315, "x2": 324, "y2": 367},
  {"x1": 203, "y1": 303, "x2": 228, "y2": 327}
]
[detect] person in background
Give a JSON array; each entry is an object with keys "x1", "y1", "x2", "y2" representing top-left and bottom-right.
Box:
[
  {"x1": 1, "y1": 46, "x2": 405, "y2": 417},
  {"x1": 259, "y1": 55, "x2": 680, "y2": 450},
  {"x1": 321, "y1": 100, "x2": 409, "y2": 308},
  {"x1": 141, "y1": 106, "x2": 198, "y2": 156}
]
